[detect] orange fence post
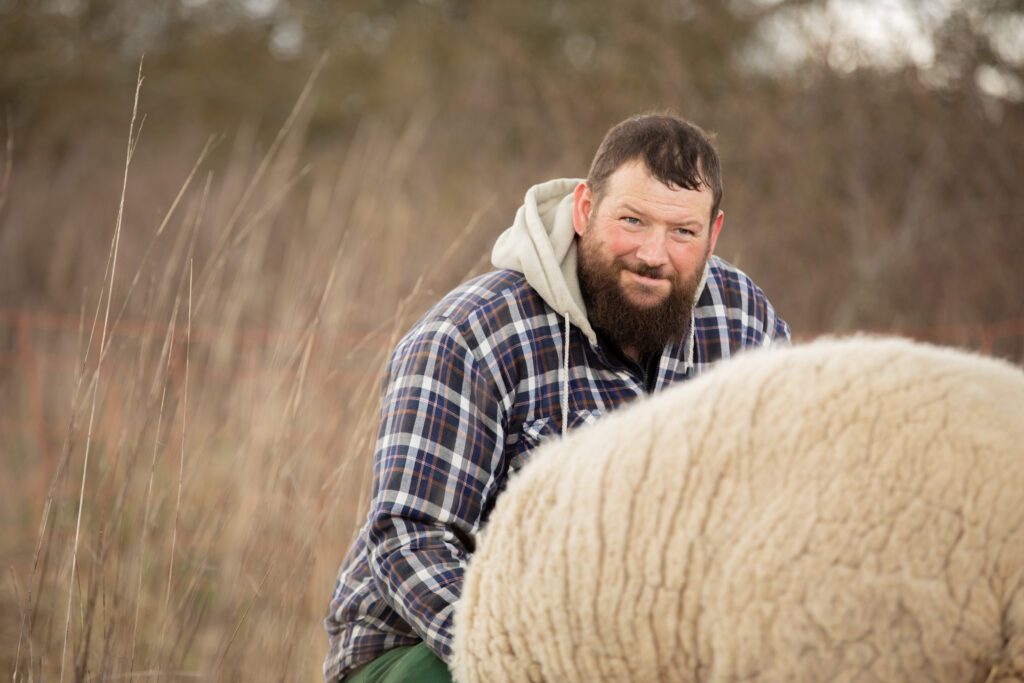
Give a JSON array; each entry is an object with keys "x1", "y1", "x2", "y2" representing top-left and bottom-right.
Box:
[{"x1": 978, "y1": 329, "x2": 995, "y2": 355}]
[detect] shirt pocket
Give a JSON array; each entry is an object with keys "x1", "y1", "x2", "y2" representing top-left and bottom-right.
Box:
[{"x1": 510, "y1": 409, "x2": 603, "y2": 472}]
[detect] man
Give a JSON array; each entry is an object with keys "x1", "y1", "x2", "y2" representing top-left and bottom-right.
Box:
[{"x1": 324, "y1": 113, "x2": 789, "y2": 682}]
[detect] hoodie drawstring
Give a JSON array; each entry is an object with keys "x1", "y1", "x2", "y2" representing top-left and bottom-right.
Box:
[{"x1": 561, "y1": 312, "x2": 570, "y2": 438}]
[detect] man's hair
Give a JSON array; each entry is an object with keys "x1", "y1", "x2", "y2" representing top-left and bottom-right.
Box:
[{"x1": 586, "y1": 113, "x2": 723, "y2": 223}]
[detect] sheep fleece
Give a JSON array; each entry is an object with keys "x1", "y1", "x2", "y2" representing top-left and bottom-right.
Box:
[{"x1": 451, "y1": 337, "x2": 1024, "y2": 682}]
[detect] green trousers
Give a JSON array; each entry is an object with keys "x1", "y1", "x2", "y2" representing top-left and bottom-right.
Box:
[{"x1": 343, "y1": 643, "x2": 452, "y2": 683}]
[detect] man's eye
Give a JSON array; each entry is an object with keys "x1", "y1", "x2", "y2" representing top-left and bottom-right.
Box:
[{"x1": 621, "y1": 216, "x2": 641, "y2": 226}]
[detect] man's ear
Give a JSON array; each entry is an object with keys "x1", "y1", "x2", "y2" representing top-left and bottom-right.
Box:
[
  {"x1": 708, "y1": 209, "x2": 725, "y2": 254},
  {"x1": 572, "y1": 182, "x2": 592, "y2": 237}
]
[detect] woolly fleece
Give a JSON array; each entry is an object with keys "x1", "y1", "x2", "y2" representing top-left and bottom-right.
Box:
[{"x1": 451, "y1": 337, "x2": 1024, "y2": 682}]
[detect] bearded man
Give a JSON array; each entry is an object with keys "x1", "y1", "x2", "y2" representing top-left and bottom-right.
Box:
[{"x1": 324, "y1": 113, "x2": 790, "y2": 683}]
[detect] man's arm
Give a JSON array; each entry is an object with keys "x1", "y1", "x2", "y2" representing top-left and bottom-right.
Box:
[
  {"x1": 365, "y1": 317, "x2": 505, "y2": 662},
  {"x1": 764, "y1": 297, "x2": 791, "y2": 344}
]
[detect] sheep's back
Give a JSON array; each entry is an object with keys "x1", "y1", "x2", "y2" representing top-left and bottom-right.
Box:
[{"x1": 452, "y1": 336, "x2": 1024, "y2": 682}]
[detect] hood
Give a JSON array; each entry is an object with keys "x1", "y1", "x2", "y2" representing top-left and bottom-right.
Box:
[{"x1": 491, "y1": 178, "x2": 598, "y2": 342}]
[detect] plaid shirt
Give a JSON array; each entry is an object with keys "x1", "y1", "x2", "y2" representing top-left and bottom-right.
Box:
[{"x1": 324, "y1": 256, "x2": 789, "y2": 681}]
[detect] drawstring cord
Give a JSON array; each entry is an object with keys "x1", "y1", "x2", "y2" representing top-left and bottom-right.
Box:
[{"x1": 561, "y1": 312, "x2": 570, "y2": 438}]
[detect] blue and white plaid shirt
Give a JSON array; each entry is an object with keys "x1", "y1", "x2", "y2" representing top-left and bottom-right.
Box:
[{"x1": 324, "y1": 256, "x2": 789, "y2": 681}]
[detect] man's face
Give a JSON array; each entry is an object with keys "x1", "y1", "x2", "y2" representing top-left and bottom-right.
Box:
[{"x1": 573, "y1": 159, "x2": 724, "y2": 357}]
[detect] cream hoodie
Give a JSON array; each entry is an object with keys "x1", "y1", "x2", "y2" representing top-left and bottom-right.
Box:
[{"x1": 491, "y1": 178, "x2": 598, "y2": 343}]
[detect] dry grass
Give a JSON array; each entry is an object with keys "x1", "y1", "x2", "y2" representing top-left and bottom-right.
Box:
[
  {"x1": 3, "y1": 58, "x2": 1024, "y2": 682},
  {"x1": 0, "y1": 69, "x2": 495, "y2": 682}
]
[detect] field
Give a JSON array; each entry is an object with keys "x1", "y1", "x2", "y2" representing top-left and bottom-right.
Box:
[
  {"x1": 3, "y1": 60, "x2": 1024, "y2": 681},
  {"x1": 0, "y1": 71, "x2": 507, "y2": 681}
]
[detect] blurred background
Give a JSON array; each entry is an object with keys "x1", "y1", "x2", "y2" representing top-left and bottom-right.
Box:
[{"x1": 2, "y1": 0, "x2": 1023, "y2": 680}]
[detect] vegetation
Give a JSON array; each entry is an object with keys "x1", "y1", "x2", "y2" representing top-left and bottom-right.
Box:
[{"x1": 1, "y1": 1, "x2": 1022, "y2": 680}]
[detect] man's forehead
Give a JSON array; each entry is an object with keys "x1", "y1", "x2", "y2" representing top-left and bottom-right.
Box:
[{"x1": 602, "y1": 162, "x2": 714, "y2": 222}]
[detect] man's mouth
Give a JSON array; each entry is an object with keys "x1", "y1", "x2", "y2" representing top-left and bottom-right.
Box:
[{"x1": 624, "y1": 269, "x2": 670, "y2": 288}]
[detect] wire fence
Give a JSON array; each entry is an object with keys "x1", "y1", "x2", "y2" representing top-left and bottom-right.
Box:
[
  {"x1": 0, "y1": 306, "x2": 391, "y2": 501},
  {"x1": 3, "y1": 306, "x2": 1024, "y2": 502}
]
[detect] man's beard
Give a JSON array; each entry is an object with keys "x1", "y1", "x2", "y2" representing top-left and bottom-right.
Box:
[{"x1": 577, "y1": 237, "x2": 707, "y2": 357}]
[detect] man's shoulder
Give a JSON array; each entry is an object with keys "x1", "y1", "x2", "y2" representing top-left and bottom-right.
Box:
[
  {"x1": 400, "y1": 269, "x2": 552, "y2": 347},
  {"x1": 695, "y1": 255, "x2": 790, "y2": 349},
  {"x1": 700, "y1": 255, "x2": 773, "y2": 312},
  {"x1": 432, "y1": 269, "x2": 544, "y2": 324}
]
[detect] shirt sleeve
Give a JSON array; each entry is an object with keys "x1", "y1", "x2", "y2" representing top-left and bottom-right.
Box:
[
  {"x1": 765, "y1": 301, "x2": 792, "y2": 345},
  {"x1": 365, "y1": 317, "x2": 505, "y2": 662}
]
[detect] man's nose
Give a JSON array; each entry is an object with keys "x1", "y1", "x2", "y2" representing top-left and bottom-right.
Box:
[{"x1": 634, "y1": 229, "x2": 669, "y2": 267}]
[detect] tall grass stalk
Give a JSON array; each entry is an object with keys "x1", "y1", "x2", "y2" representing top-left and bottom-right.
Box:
[
  {"x1": 60, "y1": 61, "x2": 143, "y2": 683},
  {"x1": 0, "y1": 110, "x2": 12, "y2": 216},
  {"x1": 161, "y1": 260, "x2": 192, "y2": 667}
]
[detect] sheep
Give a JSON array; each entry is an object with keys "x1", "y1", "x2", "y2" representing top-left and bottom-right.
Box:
[{"x1": 451, "y1": 336, "x2": 1024, "y2": 683}]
